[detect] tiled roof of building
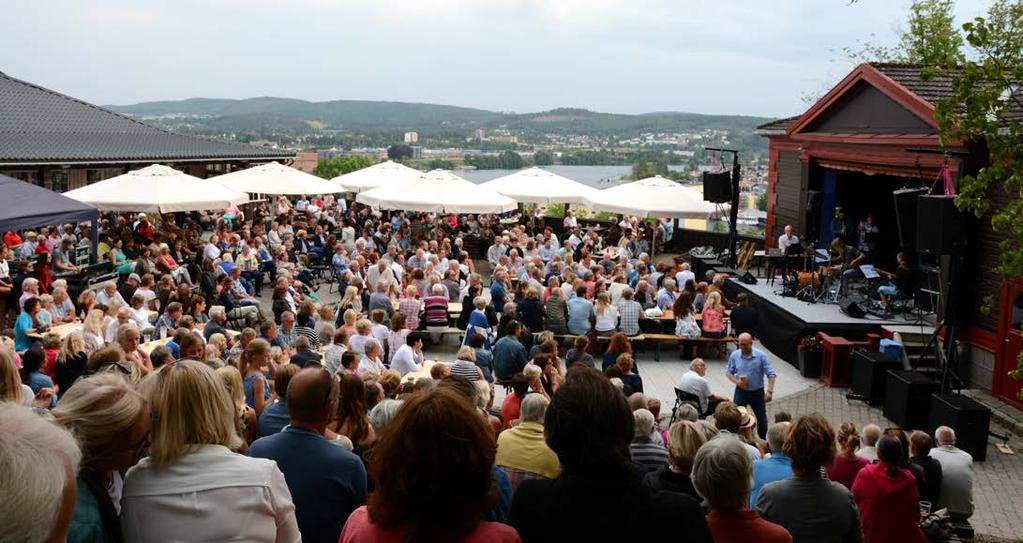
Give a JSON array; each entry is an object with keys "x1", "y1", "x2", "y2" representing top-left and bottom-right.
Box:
[
  {"x1": 869, "y1": 63, "x2": 959, "y2": 107},
  {"x1": 0, "y1": 71, "x2": 294, "y2": 164},
  {"x1": 755, "y1": 115, "x2": 799, "y2": 132}
]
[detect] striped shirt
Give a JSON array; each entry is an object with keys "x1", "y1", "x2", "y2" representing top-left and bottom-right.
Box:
[
  {"x1": 295, "y1": 325, "x2": 320, "y2": 350},
  {"x1": 450, "y1": 360, "x2": 481, "y2": 381},
  {"x1": 422, "y1": 295, "x2": 449, "y2": 327},
  {"x1": 398, "y1": 298, "x2": 422, "y2": 330},
  {"x1": 630, "y1": 437, "x2": 670, "y2": 472}
]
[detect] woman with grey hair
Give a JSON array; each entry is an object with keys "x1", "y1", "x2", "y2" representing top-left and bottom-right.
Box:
[
  {"x1": 367, "y1": 398, "x2": 403, "y2": 435},
  {"x1": 692, "y1": 437, "x2": 792, "y2": 543}
]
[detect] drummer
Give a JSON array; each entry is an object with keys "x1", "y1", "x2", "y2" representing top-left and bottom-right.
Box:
[{"x1": 830, "y1": 237, "x2": 866, "y2": 298}]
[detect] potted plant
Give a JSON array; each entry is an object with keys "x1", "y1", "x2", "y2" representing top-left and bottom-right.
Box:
[{"x1": 798, "y1": 335, "x2": 823, "y2": 379}]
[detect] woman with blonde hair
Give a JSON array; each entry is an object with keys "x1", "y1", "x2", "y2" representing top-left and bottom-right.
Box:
[
  {"x1": 82, "y1": 309, "x2": 105, "y2": 352},
  {"x1": 593, "y1": 292, "x2": 618, "y2": 336},
  {"x1": 53, "y1": 373, "x2": 150, "y2": 541},
  {"x1": 337, "y1": 286, "x2": 361, "y2": 321},
  {"x1": 451, "y1": 345, "x2": 485, "y2": 381},
  {"x1": 122, "y1": 360, "x2": 298, "y2": 541},
  {"x1": 701, "y1": 291, "x2": 726, "y2": 339},
  {"x1": 217, "y1": 365, "x2": 259, "y2": 446},
  {"x1": 0, "y1": 346, "x2": 38, "y2": 406},
  {"x1": 644, "y1": 420, "x2": 706, "y2": 500},
  {"x1": 239, "y1": 338, "x2": 273, "y2": 416},
  {"x1": 55, "y1": 331, "x2": 88, "y2": 394},
  {"x1": 398, "y1": 285, "x2": 423, "y2": 330},
  {"x1": 828, "y1": 421, "x2": 869, "y2": 489}
]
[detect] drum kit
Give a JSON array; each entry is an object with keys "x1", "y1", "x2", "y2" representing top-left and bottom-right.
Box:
[{"x1": 779, "y1": 245, "x2": 842, "y2": 304}]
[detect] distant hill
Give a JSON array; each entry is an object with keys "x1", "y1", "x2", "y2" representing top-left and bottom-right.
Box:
[{"x1": 107, "y1": 98, "x2": 772, "y2": 153}]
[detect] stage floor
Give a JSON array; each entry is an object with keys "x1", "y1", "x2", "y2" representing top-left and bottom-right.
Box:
[{"x1": 728, "y1": 278, "x2": 908, "y2": 326}]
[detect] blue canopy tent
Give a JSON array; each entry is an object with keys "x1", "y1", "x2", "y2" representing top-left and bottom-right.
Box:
[{"x1": 0, "y1": 174, "x2": 99, "y2": 261}]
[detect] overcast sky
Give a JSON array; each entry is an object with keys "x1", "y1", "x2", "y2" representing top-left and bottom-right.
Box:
[{"x1": 1, "y1": 0, "x2": 993, "y2": 118}]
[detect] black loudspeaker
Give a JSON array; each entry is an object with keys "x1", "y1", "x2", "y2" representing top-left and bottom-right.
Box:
[
  {"x1": 929, "y1": 393, "x2": 991, "y2": 462},
  {"x1": 893, "y1": 187, "x2": 927, "y2": 249},
  {"x1": 884, "y1": 370, "x2": 940, "y2": 430},
  {"x1": 739, "y1": 271, "x2": 758, "y2": 285},
  {"x1": 693, "y1": 257, "x2": 720, "y2": 282},
  {"x1": 916, "y1": 195, "x2": 964, "y2": 254},
  {"x1": 851, "y1": 350, "x2": 902, "y2": 405},
  {"x1": 841, "y1": 301, "x2": 866, "y2": 318},
  {"x1": 703, "y1": 171, "x2": 732, "y2": 203},
  {"x1": 806, "y1": 190, "x2": 822, "y2": 213}
]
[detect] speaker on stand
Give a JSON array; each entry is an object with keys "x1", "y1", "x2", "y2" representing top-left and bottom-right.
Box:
[
  {"x1": 702, "y1": 171, "x2": 732, "y2": 204},
  {"x1": 893, "y1": 187, "x2": 927, "y2": 249}
]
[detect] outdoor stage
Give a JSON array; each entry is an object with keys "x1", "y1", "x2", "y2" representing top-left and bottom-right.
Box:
[{"x1": 725, "y1": 278, "x2": 912, "y2": 365}]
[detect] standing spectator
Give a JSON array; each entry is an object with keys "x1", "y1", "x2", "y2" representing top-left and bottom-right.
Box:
[
  {"x1": 908, "y1": 431, "x2": 943, "y2": 507},
  {"x1": 828, "y1": 422, "x2": 869, "y2": 489},
  {"x1": 508, "y1": 367, "x2": 710, "y2": 542},
  {"x1": 755, "y1": 413, "x2": 863, "y2": 543},
  {"x1": 339, "y1": 388, "x2": 520, "y2": 543},
  {"x1": 852, "y1": 436, "x2": 927, "y2": 543},
  {"x1": 121, "y1": 361, "x2": 300, "y2": 542},
  {"x1": 251, "y1": 368, "x2": 368, "y2": 543},
  {"x1": 929, "y1": 426, "x2": 974, "y2": 520},
  {"x1": 496, "y1": 393, "x2": 560, "y2": 487},
  {"x1": 726, "y1": 333, "x2": 775, "y2": 439},
  {"x1": 694, "y1": 437, "x2": 792, "y2": 543},
  {"x1": 857, "y1": 424, "x2": 881, "y2": 462},
  {"x1": 750, "y1": 422, "x2": 793, "y2": 506}
]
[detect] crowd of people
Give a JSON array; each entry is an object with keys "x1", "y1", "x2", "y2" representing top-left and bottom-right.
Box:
[{"x1": 0, "y1": 194, "x2": 976, "y2": 542}]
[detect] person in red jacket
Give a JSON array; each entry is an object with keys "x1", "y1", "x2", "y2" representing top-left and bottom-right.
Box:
[{"x1": 852, "y1": 435, "x2": 927, "y2": 543}]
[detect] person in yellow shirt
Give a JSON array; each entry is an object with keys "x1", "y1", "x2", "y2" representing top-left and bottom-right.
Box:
[{"x1": 496, "y1": 393, "x2": 559, "y2": 489}]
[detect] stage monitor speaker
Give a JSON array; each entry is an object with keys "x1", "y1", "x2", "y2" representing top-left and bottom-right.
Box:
[
  {"x1": 893, "y1": 187, "x2": 927, "y2": 249},
  {"x1": 851, "y1": 350, "x2": 902, "y2": 405},
  {"x1": 916, "y1": 195, "x2": 964, "y2": 254},
  {"x1": 929, "y1": 393, "x2": 991, "y2": 462},
  {"x1": 884, "y1": 370, "x2": 940, "y2": 430},
  {"x1": 739, "y1": 271, "x2": 758, "y2": 285},
  {"x1": 841, "y1": 301, "x2": 866, "y2": 319},
  {"x1": 703, "y1": 171, "x2": 732, "y2": 203}
]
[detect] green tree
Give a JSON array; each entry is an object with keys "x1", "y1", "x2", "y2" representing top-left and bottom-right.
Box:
[
  {"x1": 630, "y1": 158, "x2": 669, "y2": 180},
  {"x1": 533, "y1": 150, "x2": 555, "y2": 166},
  {"x1": 498, "y1": 150, "x2": 525, "y2": 169},
  {"x1": 844, "y1": 0, "x2": 965, "y2": 64},
  {"x1": 387, "y1": 144, "x2": 413, "y2": 161},
  {"x1": 932, "y1": 0, "x2": 1023, "y2": 393},
  {"x1": 313, "y1": 155, "x2": 374, "y2": 179},
  {"x1": 756, "y1": 192, "x2": 768, "y2": 211},
  {"x1": 422, "y1": 158, "x2": 456, "y2": 170}
]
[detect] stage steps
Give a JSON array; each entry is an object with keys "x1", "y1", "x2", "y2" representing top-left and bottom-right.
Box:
[{"x1": 882, "y1": 325, "x2": 939, "y2": 368}]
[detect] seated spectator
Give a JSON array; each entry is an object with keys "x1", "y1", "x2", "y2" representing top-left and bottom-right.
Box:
[
  {"x1": 929, "y1": 425, "x2": 974, "y2": 520},
  {"x1": 602, "y1": 332, "x2": 632, "y2": 371},
  {"x1": 643, "y1": 420, "x2": 705, "y2": 499},
  {"x1": 52, "y1": 373, "x2": 150, "y2": 542},
  {"x1": 501, "y1": 373, "x2": 529, "y2": 429},
  {"x1": 149, "y1": 344, "x2": 174, "y2": 370},
  {"x1": 701, "y1": 291, "x2": 727, "y2": 339},
  {"x1": 216, "y1": 365, "x2": 259, "y2": 445},
  {"x1": 730, "y1": 293, "x2": 758, "y2": 337},
  {"x1": 121, "y1": 360, "x2": 299, "y2": 541},
  {"x1": 828, "y1": 422, "x2": 869, "y2": 489},
  {"x1": 240, "y1": 339, "x2": 272, "y2": 416},
  {"x1": 615, "y1": 353, "x2": 642, "y2": 394},
  {"x1": 565, "y1": 286, "x2": 594, "y2": 336},
  {"x1": 367, "y1": 398, "x2": 403, "y2": 436},
  {"x1": 908, "y1": 431, "x2": 943, "y2": 507},
  {"x1": 330, "y1": 373, "x2": 376, "y2": 452},
  {"x1": 290, "y1": 335, "x2": 322, "y2": 368},
  {"x1": 496, "y1": 393, "x2": 560, "y2": 488},
  {"x1": 339, "y1": 388, "x2": 520, "y2": 543},
  {"x1": 615, "y1": 287, "x2": 642, "y2": 337},
  {"x1": 543, "y1": 285, "x2": 569, "y2": 335},
  {"x1": 469, "y1": 333, "x2": 495, "y2": 383},
  {"x1": 20, "y1": 346, "x2": 57, "y2": 408},
  {"x1": 348, "y1": 318, "x2": 372, "y2": 355},
  {"x1": 563, "y1": 336, "x2": 595, "y2": 370},
  {"x1": 516, "y1": 287, "x2": 545, "y2": 334},
  {"x1": 323, "y1": 329, "x2": 349, "y2": 374},
  {"x1": 258, "y1": 363, "x2": 300, "y2": 437},
  {"x1": 451, "y1": 345, "x2": 485, "y2": 381},
  {"x1": 508, "y1": 367, "x2": 710, "y2": 542},
  {"x1": 250, "y1": 368, "x2": 368, "y2": 543},
  {"x1": 677, "y1": 358, "x2": 728, "y2": 417},
  {"x1": 390, "y1": 331, "x2": 425, "y2": 377},
  {"x1": 357, "y1": 339, "x2": 386, "y2": 375},
  {"x1": 54, "y1": 332, "x2": 89, "y2": 394},
  {"x1": 630, "y1": 408, "x2": 669, "y2": 472},
  {"x1": 0, "y1": 401, "x2": 82, "y2": 543},
  {"x1": 422, "y1": 284, "x2": 450, "y2": 343},
  {"x1": 693, "y1": 436, "x2": 792, "y2": 543},
  {"x1": 750, "y1": 422, "x2": 793, "y2": 506},
  {"x1": 857, "y1": 423, "x2": 881, "y2": 462},
  {"x1": 294, "y1": 311, "x2": 321, "y2": 350},
  {"x1": 755, "y1": 413, "x2": 863, "y2": 542},
  {"x1": 852, "y1": 436, "x2": 928, "y2": 543},
  {"x1": 493, "y1": 321, "x2": 528, "y2": 382}
]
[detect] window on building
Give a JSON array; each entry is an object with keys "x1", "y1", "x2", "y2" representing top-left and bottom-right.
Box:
[
  {"x1": 87, "y1": 167, "x2": 125, "y2": 183},
  {"x1": 45, "y1": 170, "x2": 69, "y2": 193}
]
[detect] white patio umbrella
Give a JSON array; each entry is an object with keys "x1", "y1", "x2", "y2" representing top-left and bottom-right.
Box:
[
  {"x1": 216, "y1": 161, "x2": 341, "y2": 195},
  {"x1": 480, "y1": 167, "x2": 598, "y2": 204},
  {"x1": 588, "y1": 175, "x2": 727, "y2": 219},
  {"x1": 356, "y1": 169, "x2": 517, "y2": 214},
  {"x1": 331, "y1": 160, "x2": 423, "y2": 193},
  {"x1": 63, "y1": 164, "x2": 249, "y2": 213}
]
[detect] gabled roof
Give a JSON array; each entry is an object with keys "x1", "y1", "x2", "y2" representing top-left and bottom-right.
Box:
[
  {"x1": 0, "y1": 71, "x2": 295, "y2": 165},
  {"x1": 755, "y1": 116, "x2": 799, "y2": 133},
  {"x1": 869, "y1": 63, "x2": 959, "y2": 107}
]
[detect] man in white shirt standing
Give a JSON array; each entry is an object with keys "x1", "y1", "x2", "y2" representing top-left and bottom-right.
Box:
[
  {"x1": 929, "y1": 425, "x2": 974, "y2": 520},
  {"x1": 856, "y1": 423, "x2": 881, "y2": 462},
  {"x1": 677, "y1": 358, "x2": 728, "y2": 417},
  {"x1": 777, "y1": 225, "x2": 799, "y2": 253}
]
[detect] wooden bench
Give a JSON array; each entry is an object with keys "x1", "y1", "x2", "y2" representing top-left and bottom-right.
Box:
[{"x1": 642, "y1": 333, "x2": 738, "y2": 361}]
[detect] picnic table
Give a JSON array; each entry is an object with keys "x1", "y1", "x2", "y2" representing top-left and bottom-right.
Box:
[
  {"x1": 390, "y1": 301, "x2": 463, "y2": 315},
  {"x1": 401, "y1": 359, "x2": 445, "y2": 384},
  {"x1": 27, "y1": 322, "x2": 82, "y2": 341}
]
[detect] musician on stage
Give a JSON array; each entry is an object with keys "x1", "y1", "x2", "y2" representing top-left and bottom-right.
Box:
[
  {"x1": 877, "y1": 252, "x2": 913, "y2": 310},
  {"x1": 830, "y1": 207, "x2": 854, "y2": 244},
  {"x1": 777, "y1": 225, "x2": 799, "y2": 253},
  {"x1": 857, "y1": 213, "x2": 879, "y2": 261},
  {"x1": 830, "y1": 237, "x2": 865, "y2": 297}
]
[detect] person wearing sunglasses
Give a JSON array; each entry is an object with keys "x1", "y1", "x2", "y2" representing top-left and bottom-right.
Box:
[{"x1": 53, "y1": 373, "x2": 150, "y2": 543}]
